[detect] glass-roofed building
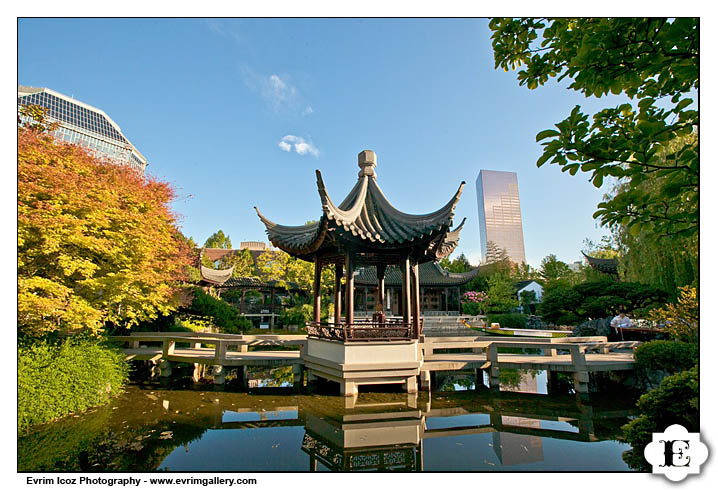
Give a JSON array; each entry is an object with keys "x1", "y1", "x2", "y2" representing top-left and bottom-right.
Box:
[{"x1": 17, "y1": 85, "x2": 148, "y2": 174}]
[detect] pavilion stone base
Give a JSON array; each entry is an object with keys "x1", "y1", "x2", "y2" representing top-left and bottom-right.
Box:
[{"x1": 303, "y1": 338, "x2": 421, "y2": 396}]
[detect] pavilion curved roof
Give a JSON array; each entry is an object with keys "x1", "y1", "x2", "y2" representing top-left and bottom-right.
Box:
[
  {"x1": 255, "y1": 150, "x2": 466, "y2": 263},
  {"x1": 199, "y1": 264, "x2": 234, "y2": 285},
  {"x1": 581, "y1": 252, "x2": 619, "y2": 275}
]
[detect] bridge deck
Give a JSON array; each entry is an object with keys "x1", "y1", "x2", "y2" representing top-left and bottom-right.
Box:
[
  {"x1": 423, "y1": 352, "x2": 635, "y2": 372},
  {"x1": 123, "y1": 347, "x2": 301, "y2": 367},
  {"x1": 122, "y1": 346, "x2": 634, "y2": 372}
]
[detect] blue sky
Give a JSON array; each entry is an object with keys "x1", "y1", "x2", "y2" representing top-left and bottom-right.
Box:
[{"x1": 18, "y1": 18, "x2": 636, "y2": 268}]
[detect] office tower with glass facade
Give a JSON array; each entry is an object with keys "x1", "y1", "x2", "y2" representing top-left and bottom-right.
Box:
[
  {"x1": 17, "y1": 85, "x2": 148, "y2": 174},
  {"x1": 476, "y1": 170, "x2": 526, "y2": 264}
]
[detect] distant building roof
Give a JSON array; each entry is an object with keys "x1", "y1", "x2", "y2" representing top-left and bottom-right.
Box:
[
  {"x1": 221, "y1": 277, "x2": 302, "y2": 290},
  {"x1": 582, "y1": 252, "x2": 619, "y2": 275},
  {"x1": 355, "y1": 261, "x2": 479, "y2": 287},
  {"x1": 514, "y1": 280, "x2": 542, "y2": 291},
  {"x1": 239, "y1": 241, "x2": 267, "y2": 251}
]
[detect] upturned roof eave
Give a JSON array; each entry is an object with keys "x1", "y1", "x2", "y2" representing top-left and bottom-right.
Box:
[{"x1": 255, "y1": 156, "x2": 466, "y2": 258}]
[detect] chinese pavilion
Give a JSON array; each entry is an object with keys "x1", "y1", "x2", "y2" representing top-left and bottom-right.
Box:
[
  {"x1": 256, "y1": 150, "x2": 467, "y2": 339},
  {"x1": 255, "y1": 150, "x2": 468, "y2": 395}
]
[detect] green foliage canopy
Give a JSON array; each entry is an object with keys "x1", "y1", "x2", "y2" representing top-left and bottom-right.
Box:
[
  {"x1": 486, "y1": 273, "x2": 520, "y2": 313},
  {"x1": 256, "y1": 249, "x2": 334, "y2": 294},
  {"x1": 186, "y1": 287, "x2": 251, "y2": 333},
  {"x1": 439, "y1": 252, "x2": 473, "y2": 273},
  {"x1": 540, "y1": 279, "x2": 667, "y2": 325},
  {"x1": 538, "y1": 254, "x2": 575, "y2": 287},
  {"x1": 203, "y1": 230, "x2": 232, "y2": 249},
  {"x1": 489, "y1": 18, "x2": 698, "y2": 238}
]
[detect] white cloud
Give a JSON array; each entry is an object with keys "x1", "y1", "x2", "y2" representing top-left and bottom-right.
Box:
[
  {"x1": 278, "y1": 135, "x2": 319, "y2": 157},
  {"x1": 263, "y1": 74, "x2": 297, "y2": 110},
  {"x1": 239, "y1": 65, "x2": 313, "y2": 116},
  {"x1": 205, "y1": 20, "x2": 248, "y2": 47}
]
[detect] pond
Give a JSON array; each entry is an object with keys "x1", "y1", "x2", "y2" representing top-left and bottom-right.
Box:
[{"x1": 18, "y1": 369, "x2": 640, "y2": 472}]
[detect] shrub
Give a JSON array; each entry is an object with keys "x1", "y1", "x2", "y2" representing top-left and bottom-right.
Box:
[
  {"x1": 461, "y1": 302, "x2": 481, "y2": 316},
  {"x1": 540, "y1": 280, "x2": 668, "y2": 325},
  {"x1": 18, "y1": 337, "x2": 128, "y2": 432},
  {"x1": 649, "y1": 286, "x2": 698, "y2": 343},
  {"x1": 573, "y1": 317, "x2": 613, "y2": 338},
  {"x1": 487, "y1": 313, "x2": 528, "y2": 329},
  {"x1": 634, "y1": 340, "x2": 698, "y2": 374},
  {"x1": 539, "y1": 286, "x2": 581, "y2": 324},
  {"x1": 276, "y1": 302, "x2": 334, "y2": 327},
  {"x1": 175, "y1": 314, "x2": 215, "y2": 332},
  {"x1": 186, "y1": 288, "x2": 251, "y2": 333},
  {"x1": 279, "y1": 305, "x2": 310, "y2": 327},
  {"x1": 461, "y1": 291, "x2": 487, "y2": 316},
  {"x1": 582, "y1": 295, "x2": 624, "y2": 319},
  {"x1": 621, "y1": 365, "x2": 698, "y2": 471}
]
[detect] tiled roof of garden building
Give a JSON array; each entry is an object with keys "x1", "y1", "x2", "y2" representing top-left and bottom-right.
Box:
[
  {"x1": 514, "y1": 280, "x2": 542, "y2": 291},
  {"x1": 221, "y1": 277, "x2": 302, "y2": 290},
  {"x1": 582, "y1": 252, "x2": 619, "y2": 275},
  {"x1": 255, "y1": 150, "x2": 467, "y2": 263},
  {"x1": 355, "y1": 261, "x2": 479, "y2": 287}
]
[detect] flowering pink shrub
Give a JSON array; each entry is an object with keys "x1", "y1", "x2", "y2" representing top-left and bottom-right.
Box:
[
  {"x1": 462, "y1": 291, "x2": 488, "y2": 304},
  {"x1": 461, "y1": 291, "x2": 488, "y2": 316}
]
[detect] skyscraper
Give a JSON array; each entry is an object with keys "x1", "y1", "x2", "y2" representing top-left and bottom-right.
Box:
[
  {"x1": 17, "y1": 85, "x2": 148, "y2": 174},
  {"x1": 476, "y1": 170, "x2": 526, "y2": 264}
]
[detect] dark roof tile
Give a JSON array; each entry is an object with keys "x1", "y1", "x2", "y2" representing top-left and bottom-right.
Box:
[{"x1": 355, "y1": 261, "x2": 479, "y2": 287}]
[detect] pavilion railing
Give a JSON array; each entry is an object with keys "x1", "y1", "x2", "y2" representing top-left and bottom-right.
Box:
[{"x1": 306, "y1": 319, "x2": 420, "y2": 342}]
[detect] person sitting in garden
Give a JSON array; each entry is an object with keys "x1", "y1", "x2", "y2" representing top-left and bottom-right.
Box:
[{"x1": 610, "y1": 312, "x2": 633, "y2": 330}]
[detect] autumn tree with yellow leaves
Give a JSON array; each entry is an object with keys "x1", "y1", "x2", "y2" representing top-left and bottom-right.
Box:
[{"x1": 18, "y1": 127, "x2": 192, "y2": 336}]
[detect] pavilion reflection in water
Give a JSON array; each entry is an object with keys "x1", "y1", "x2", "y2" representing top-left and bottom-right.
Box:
[
  {"x1": 294, "y1": 387, "x2": 633, "y2": 471},
  {"x1": 299, "y1": 392, "x2": 423, "y2": 471}
]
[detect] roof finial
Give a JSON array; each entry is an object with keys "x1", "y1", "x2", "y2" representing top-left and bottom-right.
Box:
[{"x1": 358, "y1": 150, "x2": 377, "y2": 178}]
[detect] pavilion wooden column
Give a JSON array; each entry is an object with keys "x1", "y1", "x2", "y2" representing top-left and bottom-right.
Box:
[
  {"x1": 334, "y1": 261, "x2": 343, "y2": 323},
  {"x1": 401, "y1": 257, "x2": 411, "y2": 325},
  {"x1": 345, "y1": 253, "x2": 355, "y2": 327},
  {"x1": 313, "y1": 259, "x2": 322, "y2": 324},
  {"x1": 376, "y1": 264, "x2": 386, "y2": 309},
  {"x1": 411, "y1": 261, "x2": 421, "y2": 337}
]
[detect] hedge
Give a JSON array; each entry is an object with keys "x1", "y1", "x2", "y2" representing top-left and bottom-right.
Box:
[
  {"x1": 634, "y1": 340, "x2": 698, "y2": 374},
  {"x1": 18, "y1": 337, "x2": 128, "y2": 432},
  {"x1": 279, "y1": 305, "x2": 311, "y2": 327}
]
